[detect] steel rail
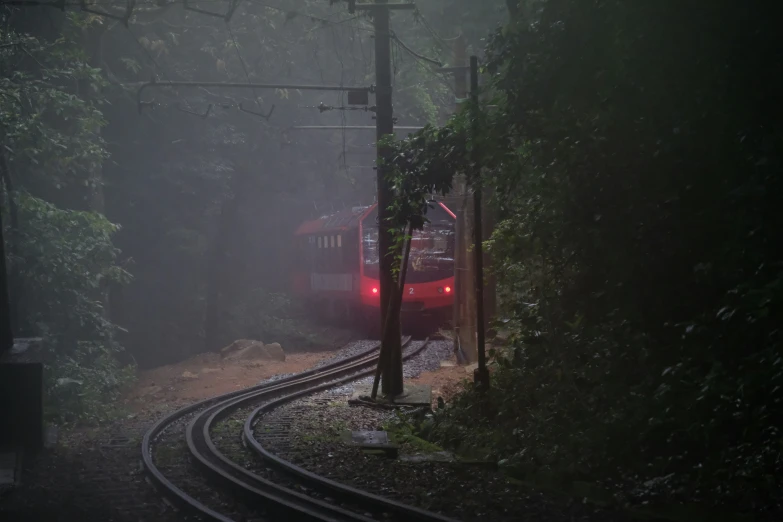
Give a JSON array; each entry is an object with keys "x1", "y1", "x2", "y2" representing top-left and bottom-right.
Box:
[
  {"x1": 185, "y1": 338, "x2": 415, "y2": 521},
  {"x1": 141, "y1": 339, "x2": 387, "y2": 520},
  {"x1": 243, "y1": 339, "x2": 460, "y2": 522}
]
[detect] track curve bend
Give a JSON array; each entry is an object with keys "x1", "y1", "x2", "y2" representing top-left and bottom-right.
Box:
[{"x1": 142, "y1": 338, "x2": 459, "y2": 522}]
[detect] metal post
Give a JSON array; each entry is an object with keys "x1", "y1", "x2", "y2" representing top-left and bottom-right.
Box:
[{"x1": 470, "y1": 56, "x2": 490, "y2": 390}]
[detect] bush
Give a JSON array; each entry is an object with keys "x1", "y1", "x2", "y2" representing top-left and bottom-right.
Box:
[
  {"x1": 9, "y1": 193, "x2": 134, "y2": 423},
  {"x1": 225, "y1": 288, "x2": 322, "y2": 348},
  {"x1": 391, "y1": 0, "x2": 782, "y2": 517}
]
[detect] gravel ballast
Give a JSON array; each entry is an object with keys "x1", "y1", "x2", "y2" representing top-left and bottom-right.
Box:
[
  {"x1": 2, "y1": 339, "x2": 634, "y2": 522},
  {"x1": 254, "y1": 340, "x2": 633, "y2": 522}
]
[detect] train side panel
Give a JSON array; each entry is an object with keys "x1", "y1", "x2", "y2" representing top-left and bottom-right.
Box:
[{"x1": 291, "y1": 202, "x2": 455, "y2": 328}]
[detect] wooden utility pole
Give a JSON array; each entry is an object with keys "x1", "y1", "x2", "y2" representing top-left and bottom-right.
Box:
[
  {"x1": 440, "y1": 41, "x2": 497, "y2": 367},
  {"x1": 355, "y1": 0, "x2": 415, "y2": 397},
  {"x1": 440, "y1": 36, "x2": 477, "y2": 363},
  {"x1": 470, "y1": 56, "x2": 490, "y2": 390},
  {"x1": 373, "y1": 0, "x2": 402, "y2": 396}
]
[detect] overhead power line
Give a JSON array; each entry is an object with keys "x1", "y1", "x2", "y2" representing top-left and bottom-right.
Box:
[
  {"x1": 391, "y1": 32, "x2": 443, "y2": 67},
  {"x1": 413, "y1": 8, "x2": 460, "y2": 52},
  {"x1": 225, "y1": 20, "x2": 273, "y2": 118}
]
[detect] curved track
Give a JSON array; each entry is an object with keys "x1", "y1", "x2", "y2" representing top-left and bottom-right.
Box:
[{"x1": 142, "y1": 338, "x2": 459, "y2": 522}]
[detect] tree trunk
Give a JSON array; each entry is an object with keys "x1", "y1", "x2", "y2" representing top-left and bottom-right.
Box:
[
  {"x1": 0, "y1": 184, "x2": 13, "y2": 354},
  {"x1": 81, "y1": 24, "x2": 113, "y2": 326},
  {"x1": 482, "y1": 185, "x2": 497, "y2": 335},
  {"x1": 204, "y1": 163, "x2": 253, "y2": 353},
  {"x1": 0, "y1": 149, "x2": 20, "y2": 336},
  {"x1": 372, "y1": 222, "x2": 413, "y2": 399}
]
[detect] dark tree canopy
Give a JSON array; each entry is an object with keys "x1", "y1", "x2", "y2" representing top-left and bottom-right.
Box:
[
  {"x1": 1, "y1": 1, "x2": 781, "y2": 518},
  {"x1": 386, "y1": 0, "x2": 782, "y2": 517}
]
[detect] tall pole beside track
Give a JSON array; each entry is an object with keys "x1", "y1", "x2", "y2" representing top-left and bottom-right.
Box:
[
  {"x1": 355, "y1": 1, "x2": 415, "y2": 397},
  {"x1": 469, "y1": 56, "x2": 490, "y2": 390},
  {"x1": 374, "y1": 0, "x2": 401, "y2": 396}
]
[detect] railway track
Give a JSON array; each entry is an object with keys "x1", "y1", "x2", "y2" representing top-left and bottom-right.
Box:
[{"x1": 142, "y1": 338, "x2": 460, "y2": 522}]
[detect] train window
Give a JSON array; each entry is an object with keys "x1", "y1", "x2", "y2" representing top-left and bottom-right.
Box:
[
  {"x1": 324, "y1": 235, "x2": 329, "y2": 248},
  {"x1": 335, "y1": 235, "x2": 343, "y2": 269},
  {"x1": 331, "y1": 236, "x2": 335, "y2": 248},
  {"x1": 337, "y1": 235, "x2": 342, "y2": 248},
  {"x1": 317, "y1": 236, "x2": 322, "y2": 248}
]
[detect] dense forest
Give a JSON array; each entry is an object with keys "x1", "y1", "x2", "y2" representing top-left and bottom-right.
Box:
[
  {"x1": 2, "y1": 0, "x2": 781, "y2": 518},
  {"x1": 2, "y1": 0, "x2": 503, "y2": 418},
  {"x1": 385, "y1": 1, "x2": 781, "y2": 517}
]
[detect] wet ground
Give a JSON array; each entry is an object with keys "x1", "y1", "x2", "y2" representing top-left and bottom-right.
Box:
[{"x1": 0, "y1": 339, "x2": 625, "y2": 522}]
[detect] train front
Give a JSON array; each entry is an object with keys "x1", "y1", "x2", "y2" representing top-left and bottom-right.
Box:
[{"x1": 359, "y1": 202, "x2": 456, "y2": 327}]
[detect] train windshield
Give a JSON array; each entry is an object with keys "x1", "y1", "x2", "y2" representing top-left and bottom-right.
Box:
[{"x1": 362, "y1": 205, "x2": 455, "y2": 283}]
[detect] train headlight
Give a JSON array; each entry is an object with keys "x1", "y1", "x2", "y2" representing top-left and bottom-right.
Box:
[
  {"x1": 445, "y1": 286, "x2": 452, "y2": 293},
  {"x1": 372, "y1": 287, "x2": 378, "y2": 294}
]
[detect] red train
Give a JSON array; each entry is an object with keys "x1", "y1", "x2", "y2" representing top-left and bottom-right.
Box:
[{"x1": 290, "y1": 201, "x2": 456, "y2": 334}]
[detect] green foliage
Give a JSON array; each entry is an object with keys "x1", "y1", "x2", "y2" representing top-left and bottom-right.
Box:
[
  {"x1": 388, "y1": 0, "x2": 782, "y2": 517},
  {"x1": 225, "y1": 287, "x2": 324, "y2": 348},
  {"x1": 0, "y1": 22, "x2": 108, "y2": 192},
  {"x1": 10, "y1": 193, "x2": 133, "y2": 422},
  {"x1": 2, "y1": 20, "x2": 133, "y2": 423},
  {"x1": 380, "y1": 119, "x2": 467, "y2": 275},
  {"x1": 90, "y1": 0, "x2": 507, "y2": 364}
]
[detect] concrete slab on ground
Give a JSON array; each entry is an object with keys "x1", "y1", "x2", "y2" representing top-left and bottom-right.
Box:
[
  {"x1": 351, "y1": 383, "x2": 432, "y2": 406},
  {"x1": 348, "y1": 430, "x2": 389, "y2": 446},
  {"x1": 341, "y1": 430, "x2": 399, "y2": 457}
]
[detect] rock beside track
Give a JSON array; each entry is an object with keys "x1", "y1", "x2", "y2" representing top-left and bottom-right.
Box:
[{"x1": 262, "y1": 342, "x2": 285, "y2": 361}]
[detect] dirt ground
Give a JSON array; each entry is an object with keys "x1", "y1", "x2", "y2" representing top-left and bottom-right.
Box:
[
  {"x1": 125, "y1": 349, "x2": 337, "y2": 415},
  {"x1": 125, "y1": 346, "x2": 472, "y2": 416}
]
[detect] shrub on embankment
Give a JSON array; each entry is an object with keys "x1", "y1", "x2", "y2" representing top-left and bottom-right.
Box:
[
  {"x1": 393, "y1": 1, "x2": 782, "y2": 517},
  {"x1": 2, "y1": 22, "x2": 135, "y2": 423}
]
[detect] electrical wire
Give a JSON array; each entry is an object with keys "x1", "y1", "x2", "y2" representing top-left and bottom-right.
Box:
[
  {"x1": 126, "y1": 23, "x2": 196, "y2": 111},
  {"x1": 414, "y1": 8, "x2": 460, "y2": 50},
  {"x1": 387, "y1": 26, "x2": 459, "y2": 99},
  {"x1": 246, "y1": 1, "x2": 372, "y2": 33},
  {"x1": 226, "y1": 20, "x2": 265, "y2": 110},
  {"x1": 390, "y1": 32, "x2": 442, "y2": 67}
]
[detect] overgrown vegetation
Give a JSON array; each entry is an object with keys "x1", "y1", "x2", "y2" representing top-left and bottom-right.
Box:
[
  {"x1": 1, "y1": 18, "x2": 134, "y2": 422},
  {"x1": 3, "y1": 2, "x2": 494, "y2": 420},
  {"x1": 225, "y1": 288, "x2": 344, "y2": 349},
  {"x1": 16, "y1": 195, "x2": 134, "y2": 421},
  {"x1": 386, "y1": 0, "x2": 782, "y2": 518}
]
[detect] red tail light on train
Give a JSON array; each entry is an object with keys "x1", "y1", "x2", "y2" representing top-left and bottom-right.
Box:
[{"x1": 290, "y1": 201, "x2": 455, "y2": 331}]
